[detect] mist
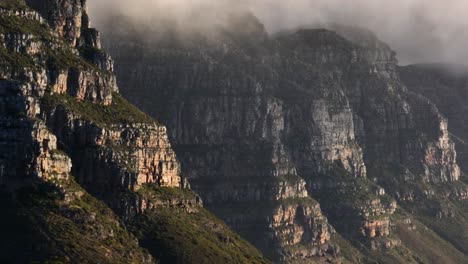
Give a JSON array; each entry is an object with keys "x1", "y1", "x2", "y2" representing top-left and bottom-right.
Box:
[{"x1": 88, "y1": 0, "x2": 468, "y2": 66}]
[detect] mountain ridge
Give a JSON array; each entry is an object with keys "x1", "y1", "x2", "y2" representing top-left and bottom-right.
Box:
[
  {"x1": 100, "y1": 11, "x2": 468, "y2": 263},
  {"x1": 0, "y1": 0, "x2": 268, "y2": 263}
]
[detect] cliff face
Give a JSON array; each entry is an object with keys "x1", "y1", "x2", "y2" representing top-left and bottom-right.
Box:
[
  {"x1": 101, "y1": 14, "x2": 468, "y2": 263},
  {"x1": 0, "y1": 4, "x2": 153, "y2": 260},
  {"x1": 399, "y1": 64, "x2": 468, "y2": 172},
  {"x1": 399, "y1": 63, "x2": 468, "y2": 254},
  {"x1": 25, "y1": 0, "x2": 86, "y2": 46},
  {"x1": 332, "y1": 28, "x2": 460, "y2": 185},
  {"x1": 1, "y1": 0, "x2": 181, "y2": 197},
  {"x1": 0, "y1": 1, "x2": 267, "y2": 263}
]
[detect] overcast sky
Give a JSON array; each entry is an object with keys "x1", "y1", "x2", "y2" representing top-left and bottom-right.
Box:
[{"x1": 88, "y1": 0, "x2": 468, "y2": 65}]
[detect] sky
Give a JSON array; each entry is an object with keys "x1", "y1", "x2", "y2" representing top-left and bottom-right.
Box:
[{"x1": 88, "y1": 0, "x2": 468, "y2": 65}]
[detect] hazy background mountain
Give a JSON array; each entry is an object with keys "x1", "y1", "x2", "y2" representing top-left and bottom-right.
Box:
[{"x1": 89, "y1": 0, "x2": 468, "y2": 66}]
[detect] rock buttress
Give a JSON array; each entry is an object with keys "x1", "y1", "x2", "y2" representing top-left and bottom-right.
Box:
[
  {"x1": 100, "y1": 14, "x2": 467, "y2": 262},
  {"x1": 0, "y1": 1, "x2": 268, "y2": 263}
]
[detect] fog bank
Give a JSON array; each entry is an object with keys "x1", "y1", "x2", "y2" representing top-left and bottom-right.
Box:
[{"x1": 88, "y1": 0, "x2": 468, "y2": 65}]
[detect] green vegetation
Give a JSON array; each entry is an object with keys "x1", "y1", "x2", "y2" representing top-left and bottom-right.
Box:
[
  {"x1": 45, "y1": 45, "x2": 92, "y2": 72},
  {"x1": 0, "y1": 11, "x2": 48, "y2": 70},
  {"x1": 0, "y1": 1, "x2": 102, "y2": 72},
  {"x1": 369, "y1": 165, "x2": 468, "y2": 256},
  {"x1": 390, "y1": 209, "x2": 468, "y2": 264},
  {"x1": 363, "y1": 165, "x2": 468, "y2": 262},
  {"x1": 331, "y1": 207, "x2": 468, "y2": 264},
  {"x1": 279, "y1": 196, "x2": 318, "y2": 207},
  {"x1": 370, "y1": 244, "x2": 425, "y2": 264},
  {"x1": 137, "y1": 184, "x2": 197, "y2": 201},
  {"x1": 2, "y1": 1, "x2": 265, "y2": 264},
  {"x1": 0, "y1": 179, "x2": 152, "y2": 264},
  {"x1": 312, "y1": 164, "x2": 393, "y2": 210},
  {"x1": 0, "y1": 45, "x2": 35, "y2": 69},
  {"x1": 330, "y1": 233, "x2": 366, "y2": 263},
  {"x1": 402, "y1": 198, "x2": 468, "y2": 256},
  {"x1": 0, "y1": 10, "x2": 48, "y2": 36},
  {"x1": 130, "y1": 186, "x2": 269, "y2": 264},
  {"x1": 0, "y1": 0, "x2": 27, "y2": 10},
  {"x1": 130, "y1": 207, "x2": 268, "y2": 264},
  {"x1": 42, "y1": 92, "x2": 156, "y2": 126}
]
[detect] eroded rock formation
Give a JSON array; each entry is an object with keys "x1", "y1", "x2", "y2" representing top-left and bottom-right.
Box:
[
  {"x1": 1, "y1": 0, "x2": 181, "y2": 193},
  {"x1": 0, "y1": 1, "x2": 267, "y2": 263},
  {"x1": 101, "y1": 13, "x2": 467, "y2": 262}
]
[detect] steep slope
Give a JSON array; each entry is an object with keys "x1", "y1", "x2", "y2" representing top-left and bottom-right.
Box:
[
  {"x1": 399, "y1": 63, "x2": 468, "y2": 255},
  {"x1": 104, "y1": 15, "x2": 344, "y2": 263},
  {"x1": 100, "y1": 13, "x2": 468, "y2": 263},
  {"x1": 0, "y1": 1, "x2": 267, "y2": 263},
  {"x1": 0, "y1": 179, "x2": 154, "y2": 263},
  {"x1": 399, "y1": 64, "x2": 468, "y2": 172}
]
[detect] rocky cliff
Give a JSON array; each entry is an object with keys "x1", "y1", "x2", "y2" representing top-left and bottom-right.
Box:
[
  {"x1": 101, "y1": 13, "x2": 468, "y2": 263},
  {"x1": 400, "y1": 64, "x2": 468, "y2": 172},
  {"x1": 0, "y1": 1, "x2": 267, "y2": 263},
  {"x1": 399, "y1": 63, "x2": 468, "y2": 255}
]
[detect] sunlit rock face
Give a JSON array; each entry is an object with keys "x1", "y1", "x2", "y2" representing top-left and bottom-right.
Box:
[
  {"x1": 399, "y1": 64, "x2": 468, "y2": 174},
  {"x1": 0, "y1": 0, "x2": 165, "y2": 259},
  {"x1": 25, "y1": 0, "x2": 86, "y2": 46},
  {"x1": 0, "y1": 0, "x2": 183, "y2": 192},
  {"x1": 0, "y1": 2, "x2": 269, "y2": 263},
  {"x1": 93, "y1": 11, "x2": 460, "y2": 261}
]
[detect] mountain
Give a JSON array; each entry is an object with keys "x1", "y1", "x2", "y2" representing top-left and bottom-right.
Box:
[
  {"x1": 0, "y1": 0, "x2": 267, "y2": 263},
  {"x1": 399, "y1": 62, "x2": 468, "y2": 255},
  {"x1": 400, "y1": 63, "x2": 468, "y2": 172},
  {"x1": 100, "y1": 12, "x2": 468, "y2": 263}
]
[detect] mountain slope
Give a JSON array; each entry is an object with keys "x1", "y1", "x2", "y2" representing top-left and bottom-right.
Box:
[
  {"x1": 400, "y1": 63, "x2": 468, "y2": 255},
  {"x1": 0, "y1": 180, "x2": 154, "y2": 263},
  {"x1": 399, "y1": 64, "x2": 468, "y2": 173},
  {"x1": 100, "y1": 13, "x2": 468, "y2": 263},
  {"x1": 0, "y1": 1, "x2": 267, "y2": 263}
]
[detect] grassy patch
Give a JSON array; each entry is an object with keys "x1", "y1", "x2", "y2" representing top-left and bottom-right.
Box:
[
  {"x1": 0, "y1": 180, "x2": 152, "y2": 264},
  {"x1": 130, "y1": 206, "x2": 269, "y2": 264},
  {"x1": 390, "y1": 209, "x2": 468, "y2": 264},
  {"x1": 130, "y1": 185, "x2": 269, "y2": 264},
  {"x1": 137, "y1": 185, "x2": 196, "y2": 201},
  {"x1": 0, "y1": 45, "x2": 35, "y2": 69},
  {"x1": 44, "y1": 45, "x2": 93, "y2": 72},
  {"x1": 42, "y1": 92, "x2": 156, "y2": 126},
  {"x1": 312, "y1": 168, "x2": 388, "y2": 209},
  {"x1": 407, "y1": 201, "x2": 468, "y2": 256},
  {"x1": 0, "y1": 11, "x2": 49, "y2": 36},
  {"x1": 0, "y1": 1, "x2": 103, "y2": 72},
  {"x1": 279, "y1": 196, "x2": 318, "y2": 207},
  {"x1": 330, "y1": 233, "x2": 366, "y2": 264},
  {"x1": 0, "y1": 0, "x2": 27, "y2": 10}
]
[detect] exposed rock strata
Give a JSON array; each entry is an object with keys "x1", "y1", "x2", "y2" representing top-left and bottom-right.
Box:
[
  {"x1": 0, "y1": 0, "x2": 181, "y2": 193},
  {"x1": 101, "y1": 14, "x2": 465, "y2": 262},
  {"x1": 399, "y1": 64, "x2": 468, "y2": 175},
  {"x1": 1, "y1": 1, "x2": 268, "y2": 263}
]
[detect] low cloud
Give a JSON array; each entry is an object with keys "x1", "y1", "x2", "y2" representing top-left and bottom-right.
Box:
[{"x1": 88, "y1": 0, "x2": 468, "y2": 65}]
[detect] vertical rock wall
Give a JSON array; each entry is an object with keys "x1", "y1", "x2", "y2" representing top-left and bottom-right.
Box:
[{"x1": 101, "y1": 15, "x2": 464, "y2": 262}]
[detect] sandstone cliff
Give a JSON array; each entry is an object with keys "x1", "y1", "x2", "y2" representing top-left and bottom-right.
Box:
[
  {"x1": 101, "y1": 13, "x2": 468, "y2": 263},
  {"x1": 0, "y1": 1, "x2": 267, "y2": 263},
  {"x1": 399, "y1": 63, "x2": 468, "y2": 256}
]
